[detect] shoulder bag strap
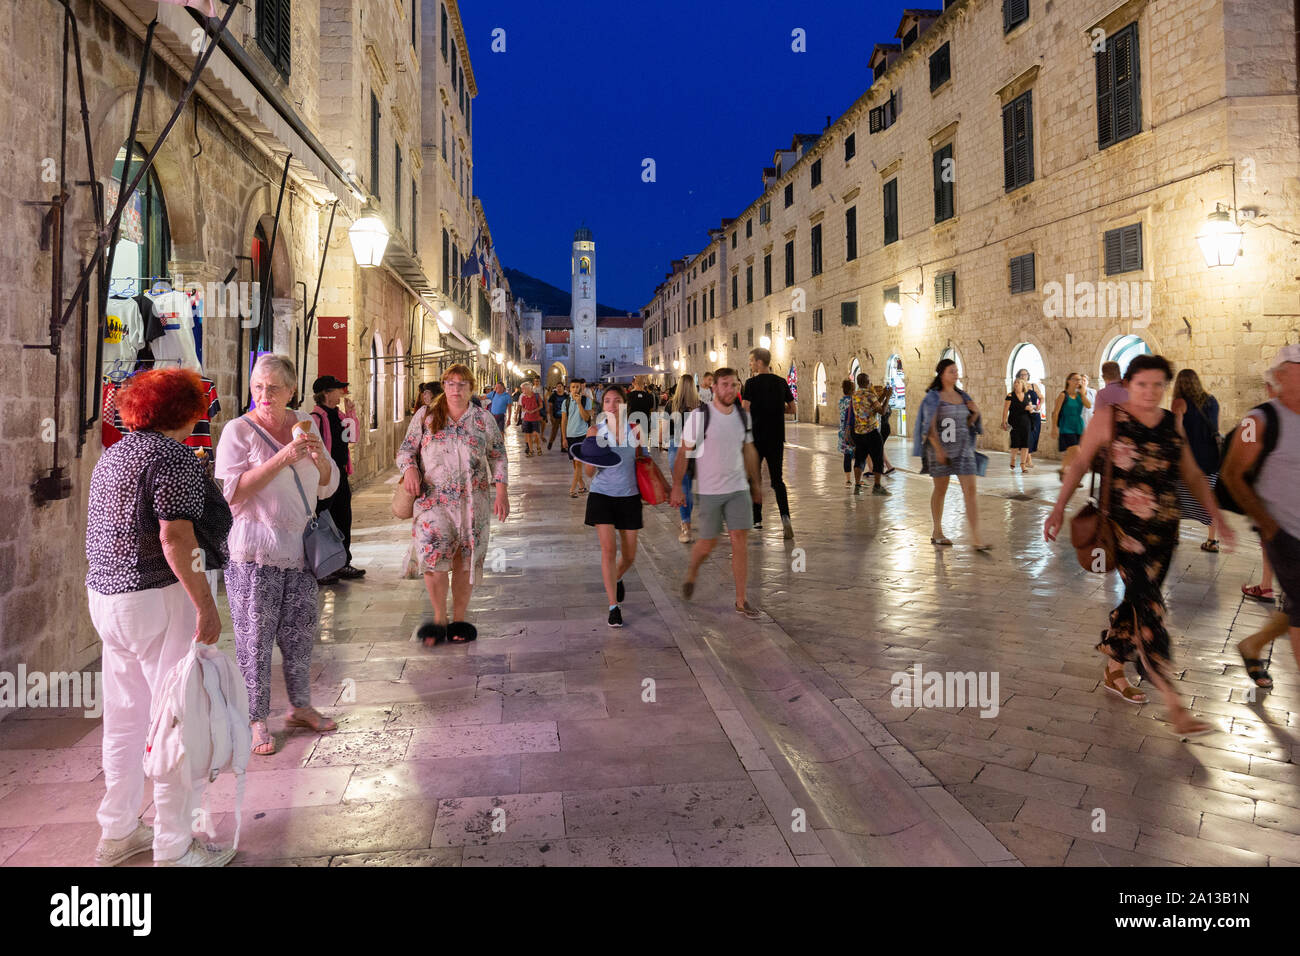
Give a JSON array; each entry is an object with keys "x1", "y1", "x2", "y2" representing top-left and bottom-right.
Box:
[
  {"x1": 1100, "y1": 405, "x2": 1122, "y2": 520},
  {"x1": 243, "y1": 416, "x2": 314, "y2": 519}
]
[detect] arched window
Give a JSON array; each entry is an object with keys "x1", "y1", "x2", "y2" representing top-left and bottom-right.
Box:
[
  {"x1": 393, "y1": 339, "x2": 406, "y2": 422},
  {"x1": 815, "y1": 363, "x2": 827, "y2": 406},
  {"x1": 1102, "y1": 334, "x2": 1150, "y2": 378},
  {"x1": 940, "y1": 346, "x2": 964, "y2": 389},
  {"x1": 251, "y1": 222, "x2": 276, "y2": 354},
  {"x1": 108, "y1": 142, "x2": 170, "y2": 290},
  {"x1": 1007, "y1": 342, "x2": 1046, "y2": 392},
  {"x1": 849, "y1": 358, "x2": 861, "y2": 383}
]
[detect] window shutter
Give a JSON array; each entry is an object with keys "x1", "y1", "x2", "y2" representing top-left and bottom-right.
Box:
[
  {"x1": 1015, "y1": 94, "x2": 1033, "y2": 187},
  {"x1": 1003, "y1": 0, "x2": 1028, "y2": 32},
  {"x1": 276, "y1": 0, "x2": 291, "y2": 74},
  {"x1": 1095, "y1": 36, "x2": 1114, "y2": 148},
  {"x1": 845, "y1": 206, "x2": 857, "y2": 260},
  {"x1": 883, "y1": 179, "x2": 898, "y2": 245},
  {"x1": 930, "y1": 42, "x2": 950, "y2": 91},
  {"x1": 1104, "y1": 225, "x2": 1143, "y2": 274},
  {"x1": 933, "y1": 144, "x2": 953, "y2": 223},
  {"x1": 869, "y1": 105, "x2": 883, "y2": 134},
  {"x1": 1113, "y1": 24, "x2": 1140, "y2": 142},
  {"x1": 1002, "y1": 101, "x2": 1017, "y2": 191},
  {"x1": 1009, "y1": 253, "x2": 1035, "y2": 293}
]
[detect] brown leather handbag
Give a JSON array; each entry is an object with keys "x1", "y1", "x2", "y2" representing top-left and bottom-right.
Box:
[{"x1": 1070, "y1": 411, "x2": 1117, "y2": 573}]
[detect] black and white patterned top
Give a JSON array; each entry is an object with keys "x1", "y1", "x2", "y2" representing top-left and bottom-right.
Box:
[{"x1": 86, "y1": 429, "x2": 232, "y2": 595}]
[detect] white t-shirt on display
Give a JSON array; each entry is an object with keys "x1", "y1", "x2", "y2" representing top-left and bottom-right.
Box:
[
  {"x1": 104, "y1": 297, "x2": 144, "y2": 373},
  {"x1": 146, "y1": 289, "x2": 201, "y2": 370},
  {"x1": 682, "y1": 403, "x2": 751, "y2": 495}
]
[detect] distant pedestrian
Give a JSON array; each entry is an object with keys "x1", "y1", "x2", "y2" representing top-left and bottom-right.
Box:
[
  {"x1": 488, "y1": 382, "x2": 511, "y2": 434},
  {"x1": 573, "y1": 384, "x2": 647, "y2": 628},
  {"x1": 310, "y1": 375, "x2": 365, "y2": 582},
  {"x1": 1051, "y1": 372, "x2": 1091, "y2": 453},
  {"x1": 1023, "y1": 371, "x2": 1044, "y2": 467},
  {"x1": 671, "y1": 368, "x2": 764, "y2": 618},
  {"x1": 1171, "y1": 368, "x2": 1223, "y2": 552},
  {"x1": 913, "y1": 358, "x2": 988, "y2": 549},
  {"x1": 1221, "y1": 346, "x2": 1300, "y2": 690},
  {"x1": 850, "y1": 373, "x2": 890, "y2": 495},
  {"x1": 561, "y1": 379, "x2": 594, "y2": 496},
  {"x1": 1092, "y1": 361, "x2": 1129, "y2": 413},
  {"x1": 1002, "y1": 375, "x2": 1035, "y2": 470},
  {"x1": 626, "y1": 375, "x2": 656, "y2": 437},
  {"x1": 398, "y1": 364, "x2": 509, "y2": 647},
  {"x1": 667, "y1": 374, "x2": 702, "y2": 541},
  {"x1": 698, "y1": 372, "x2": 714, "y2": 404},
  {"x1": 741, "y1": 348, "x2": 796, "y2": 538},
  {"x1": 1044, "y1": 354, "x2": 1230, "y2": 736},
  {"x1": 546, "y1": 383, "x2": 565, "y2": 449},
  {"x1": 838, "y1": 378, "x2": 855, "y2": 485},
  {"x1": 519, "y1": 380, "x2": 544, "y2": 457}
]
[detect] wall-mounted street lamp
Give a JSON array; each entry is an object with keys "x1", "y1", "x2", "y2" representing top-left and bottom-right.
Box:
[
  {"x1": 1197, "y1": 203, "x2": 1244, "y2": 268},
  {"x1": 708, "y1": 350, "x2": 718, "y2": 363},
  {"x1": 479, "y1": 338, "x2": 491, "y2": 355},
  {"x1": 884, "y1": 287, "x2": 925, "y2": 327},
  {"x1": 759, "y1": 335, "x2": 771, "y2": 349},
  {"x1": 437, "y1": 307, "x2": 453, "y2": 332},
  {"x1": 348, "y1": 215, "x2": 389, "y2": 267}
]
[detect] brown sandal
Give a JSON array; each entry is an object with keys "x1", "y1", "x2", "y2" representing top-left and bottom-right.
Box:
[
  {"x1": 251, "y1": 720, "x2": 276, "y2": 756},
  {"x1": 1102, "y1": 665, "x2": 1146, "y2": 704}
]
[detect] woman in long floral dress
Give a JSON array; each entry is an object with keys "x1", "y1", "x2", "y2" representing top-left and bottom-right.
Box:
[
  {"x1": 1045, "y1": 354, "x2": 1232, "y2": 737},
  {"x1": 837, "y1": 379, "x2": 855, "y2": 485},
  {"x1": 398, "y1": 364, "x2": 508, "y2": 646}
]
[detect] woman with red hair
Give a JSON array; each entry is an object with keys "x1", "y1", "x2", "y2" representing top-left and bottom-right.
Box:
[{"x1": 85, "y1": 367, "x2": 235, "y2": 867}]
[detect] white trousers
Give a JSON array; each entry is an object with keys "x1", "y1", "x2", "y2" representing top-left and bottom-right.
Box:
[{"x1": 87, "y1": 581, "x2": 203, "y2": 860}]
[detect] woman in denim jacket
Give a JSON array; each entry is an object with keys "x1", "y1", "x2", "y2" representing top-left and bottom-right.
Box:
[{"x1": 912, "y1": 358, "x2": 989, "y2": 549}]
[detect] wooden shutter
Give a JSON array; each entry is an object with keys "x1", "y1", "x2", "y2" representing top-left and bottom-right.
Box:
[
  {"x1": 845, "y1": 206, "x2": 857, "y2": 260},
  {"x1": 1009, "y1": 253, "x2": 1034, "y2": 293},
  {"x1": 1004, "y1": 92, "x2": 1033, "y2": 191},
  {"x1": 1003, "y1": 0, "x2": 1028, "y2": 32},
  {"x1": 883, "y1": 179, "x2": 898, "y2": 245},
  {"x1": 933, "y1": 144, "x2": 953, "y2": 223},
  {"x1": 1106, "y1": 223, "x2": 1143, "y2": 274},
  {"x1": 930, "y1": 43, "x2": 950, "y2": 91},
  {"x1": 869, "y1": 105, "x2": 884, "y2": 133},
  {"x1": 1095, "y1": 34, "x2": 1114, "y2": 147},
  {"x1": 1113, "y1": 24, "x2": 1140, "y2": 142}
]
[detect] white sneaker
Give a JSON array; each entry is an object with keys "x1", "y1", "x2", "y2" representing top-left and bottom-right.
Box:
[
  {"x1": 155, "y1": 838, "x2": 237, "y2": 867},
  {"x1": 95, "y1": 820, "x2": 153, "y2": 867},
  {"x1": 678, "y1": 522, "x2": 693, "y2": 543}
]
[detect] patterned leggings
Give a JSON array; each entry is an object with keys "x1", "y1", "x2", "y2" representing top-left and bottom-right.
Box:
[{"x1": 225, "y1": 562, "x2": 319, "y2": 722}]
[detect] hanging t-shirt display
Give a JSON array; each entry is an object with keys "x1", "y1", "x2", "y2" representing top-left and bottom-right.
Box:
[
  {"x1": 104, "y1": 296, "x2": 145, "y2": 376},
  {"x1": 102, "y1": 377, "x2": 221, "y2": 451},
  {"x1": 144, "y1": 288, "x2": 201, "y2": 370}
]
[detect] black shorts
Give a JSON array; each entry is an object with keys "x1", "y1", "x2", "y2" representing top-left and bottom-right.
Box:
[
  {"x1": 585, "y1": 492, "x2": 643, "y2": 530},
  {"x1": 521, "y1": 420, "x2": 540, "y2": 434},
  {"x1": 1262, "y1": 529, "x2": 1300, "y2": 628},
  {"x1": 566, "y1": 435, "x2": 586, "y2": 458},
  {"x1": 1059, "y1": 432, "x2": 1082, "y2": 452}
]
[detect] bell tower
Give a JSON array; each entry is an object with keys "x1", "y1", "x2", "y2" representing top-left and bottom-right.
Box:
[{"x1": 572, "y1": 226, "x2": 597, "y2": 380}]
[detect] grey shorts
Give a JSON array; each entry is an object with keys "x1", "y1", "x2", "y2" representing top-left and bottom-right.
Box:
[
  {"x1": 695, "y1": 490, "x2": 753, "y2": 539},
  {"x1": 1262, "y1": 529, "x2": 1300, "y2": 628}
]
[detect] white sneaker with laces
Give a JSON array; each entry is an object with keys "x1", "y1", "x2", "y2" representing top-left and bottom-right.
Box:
[
  {"x1": 155, "y1": 838, "x2": 237, "y2": 867},
  {"x1": 95, "y1": 820, "x2": 153, "y2": 867}
]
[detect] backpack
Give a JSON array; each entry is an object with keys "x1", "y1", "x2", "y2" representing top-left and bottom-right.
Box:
[
  {"x1": 686, "y1": 403, "x2": 750, "y2": 478},
  {"x1": 1214, "y1": 402, "x2": 1280, "y2": 515},
  {"x1": 144, "y1": 644, "x2": 251, "y2": 849}
]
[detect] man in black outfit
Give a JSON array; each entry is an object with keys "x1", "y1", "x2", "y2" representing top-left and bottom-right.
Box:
[
  {"x1": 626, "y1": 375, "x2": 656, "y2": 439},
  {"x1": 310, "y1": 375, "x2": 365, "y2": 583},
  {"x1": 741, "y1": 348, "x2": 796, "y2": 538}
]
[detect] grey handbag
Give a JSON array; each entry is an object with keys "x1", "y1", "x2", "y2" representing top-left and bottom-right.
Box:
[{"x1": 244, "y1": 417, "x2": 348, "y2": 579}]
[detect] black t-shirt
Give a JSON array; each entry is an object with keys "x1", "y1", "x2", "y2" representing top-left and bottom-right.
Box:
[
  {"x1": 742, "y1": 373, "x2": 794, "y2": 445},
  {"x1": 323, "y1": 405, "x2": 350, "y2": 471},
  {"x1": 627, "y1": 389, "x2": 655, "y2": 423}
]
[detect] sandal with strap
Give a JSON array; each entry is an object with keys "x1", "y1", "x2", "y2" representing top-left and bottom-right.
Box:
[
  {"x1": 250, "y1": 720, "x2": 276, "y2": 756},
  {"x1": 285, "y1": 707, "x2": 338, "y2": 733},
  {"x1": 1237, "y1": 644, "x2": 1274, "y2": 689},
  {"x1": 1242, "y1": 584, "x2": 1274, "y2": 602},
  {"x1": 1201, "y1": 539, "x2": 1220, "y2": 552},
  {"x1": 1102, "y1": 665, "x2": 1147, "y2": 704}
]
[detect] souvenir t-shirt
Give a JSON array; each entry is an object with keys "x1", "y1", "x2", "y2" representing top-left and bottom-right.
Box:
[
  {"x1": 741, "y1": 373, "x2": 794, "y2": 445},
  {"x1": 145, "y1": 289, "x2": 201, "y2": 370},
  {"x1": 682, "y1": 404, "x2": 751, "y2": 496},
  {"x1": 104, "y1": 297, "x2": 145, "y2": 373}
]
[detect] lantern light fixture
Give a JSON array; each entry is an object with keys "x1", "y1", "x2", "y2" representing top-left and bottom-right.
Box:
[
  {"x1": 347, "y1": 215, "x2": 389, "y2": 267},
  {"x1": 1197, "y1": 203, "x2": 1244, "y2": 268}
]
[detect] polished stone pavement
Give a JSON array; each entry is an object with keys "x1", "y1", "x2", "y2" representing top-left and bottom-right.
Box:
[{"x1": 0, "y1": 422, "x2": 1295, "y2": 866}]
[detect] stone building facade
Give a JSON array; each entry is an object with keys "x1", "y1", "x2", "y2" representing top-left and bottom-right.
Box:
[
  {"x1": 0, "y1": 0, "x2": 503, "y2": 679},
  {"x1": 644, "y1": 0, "x2": 1300, "y2": 447}
]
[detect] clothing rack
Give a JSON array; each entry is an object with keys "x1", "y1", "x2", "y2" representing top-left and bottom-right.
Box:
[
  {"x1": 107, "y1": 274, "x2": 175, "y2": 297},
  {"x1": 103, "y1": 355, "x2": 184, "y2": 384}
]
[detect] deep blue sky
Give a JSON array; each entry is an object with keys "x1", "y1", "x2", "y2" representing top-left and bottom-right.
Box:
[{"x1": 459, "y1": 0, "x2": 904, "y2": 313}]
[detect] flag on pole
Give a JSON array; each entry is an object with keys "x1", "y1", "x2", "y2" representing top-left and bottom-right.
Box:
[{"x1": 460, "y1": 231, "x2": 481, "y2": 278}]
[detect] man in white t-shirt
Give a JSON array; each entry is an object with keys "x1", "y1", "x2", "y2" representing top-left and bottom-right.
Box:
[{"x1": 670, "y1": 367, "x2": 763, "y2": 619}]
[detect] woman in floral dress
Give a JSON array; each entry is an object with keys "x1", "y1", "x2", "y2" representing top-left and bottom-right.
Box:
[
  {"x1": 837, "y1": 379, "x2": 857, "y2": 485},
  {"x1": 1045, "y1": 355, "x2": 1232, "y2": 737},
  {"x1": 398, "y1": 364, "x2": 509, "y2": 646}
]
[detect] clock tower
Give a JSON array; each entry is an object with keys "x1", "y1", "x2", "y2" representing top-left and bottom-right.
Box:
[{"x1": 571, "y1": 226, "x2": 597, "y2": 381}]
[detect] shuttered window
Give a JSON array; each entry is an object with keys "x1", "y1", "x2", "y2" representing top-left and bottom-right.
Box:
[
  {"x1": 1104, "y1": 223, "x2": 1143, "y2": 274},
  {"x1": 441, "y1": 4, "x2": 448, "y2": 60},
  {"x1": 930, "y1": 42, "x2": 951, "y2": 91},
  {"x1": 784, "y1": 183, "x2": 794, "y2": 208},
  {"x1": 1002, "y1": 90, "x2": 1034, "y2": 192},
  {"x1": 883, "y1": 178, "x2": 898, "y2": 245},
  {"x1": 813, "y1": 308, "x2": 823, "y2": 334},
  {"x1": 1097, "y1": 22, "x2": 1141, "y2": 149},
  {"x1": 869, "y1": 91, "x2": 898, "y2": 134},
  {"x1": 746, "y1": 265, "x2": 753, "y2": 303},
  {"x1": 811, "y1": 159, "x2": 822, "y2": 188},
  {"x1": 1003, "y1": 0, "x2": 1029, "y2": 32},
  {"x1": 840, "y1": 301, "x2": 859, "y2": 326},
  {"x1": 395, "y1": 146, "x2": 403, "y2": 223},
  {"x1": 784, "y1": 240, "x2": 795, "y2": 287},
  {"x1": 731, "y1": 274, "x2": 738, "y2": 309},
  {"x1": 256, "y1": 0, "x2": 291, "y2": 78},
  {"x1": 763, "y1": 254, "x2": 772, "y2": 295},
  {"x1": 370, "y1": 91, "x2": 381, "y2": 201},
  {"x1": 746, "y1": 219, "x2": 753, "y2": 238},
  {"x1": 810, "y1": 224, "x2": 823, "y2": 276},
  {"x1": 933, "y1": 144, "x2": 954, "y2": 223},
  {"x1": 846, "y1": 206, "x2": 857, "y2": 260},
  {"x1": 934, "y1": 271, "x2": 956, "y2": 310},
  {"x1": 1009, "y1": 253, "x2": 1035, "y2": 293},
  {"x1": 441, "y1": 228, "x2": 449, "y2": 291},
  {"x1": 845, "y1": 133, "x2": 856, "y2": 160}
]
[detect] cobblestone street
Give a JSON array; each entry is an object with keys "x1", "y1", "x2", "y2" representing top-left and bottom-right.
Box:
[{"x1": 1, "y1": 425, "x2": 1295, "y2": 866}]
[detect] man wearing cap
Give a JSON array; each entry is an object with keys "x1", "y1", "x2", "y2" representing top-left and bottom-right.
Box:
[
  {"x1": 1221, "y1": 345, "x2": 1300, "y2": 685},
  {"x1": 311, "y1": 375, "x2": 365, "y2": 582}
]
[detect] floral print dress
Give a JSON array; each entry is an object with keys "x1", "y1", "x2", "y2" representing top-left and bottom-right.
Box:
[
  {"x1": 396, "y1": 403, "x2": 507, "y2": 582},
  {"x1": 838, "y1": 395, "x2": 854, "y2": 456},
  {"x1": 1098, "y1": 406, "x2": 1183, "y2": 684}
]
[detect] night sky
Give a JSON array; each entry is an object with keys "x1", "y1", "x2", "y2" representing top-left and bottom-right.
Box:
[{"x1": 458, "y1": 0, "x2": 906, "y2": 313}]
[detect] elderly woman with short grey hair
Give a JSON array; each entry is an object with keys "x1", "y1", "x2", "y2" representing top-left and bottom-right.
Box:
[{"x1": 215, "y1": 353, "x2": 340, "y2": 756}]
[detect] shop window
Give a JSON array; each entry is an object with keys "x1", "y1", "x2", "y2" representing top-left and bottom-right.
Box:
[{"x1": 107, "y1": 143, "x2": 171, "y2": 293}]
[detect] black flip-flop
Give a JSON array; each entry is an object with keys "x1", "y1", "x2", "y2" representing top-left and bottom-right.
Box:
[
  {"x1": 448, "y1": 621, "x2": 478, "y2": 644},
  {"x1": 1238, "y1": 646, "x2": 1273, "y2": 688}
]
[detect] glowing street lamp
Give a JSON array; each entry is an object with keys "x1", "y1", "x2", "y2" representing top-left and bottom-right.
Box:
[
  {"x1": 759, "y1": 335, "x2": 771, "y2": 349},
  {"x1": 437, "y1": 308, "x2": 454, "y2": 332},
  {"x1": 1197, "y1": 204, "x2": 1243, "y2": 268},
  {"x1": 479, "y1": 338, "x2": 491, "y2": 354},
  {"x1": 348, "y1": 216, "x2": 389, "y2": 267},
  {"x1": 884, "y1": 301, "x2": 903, "y2": 326},
  {"x1": 708, "y1": 350, "x2": 718, "y2": 363}
]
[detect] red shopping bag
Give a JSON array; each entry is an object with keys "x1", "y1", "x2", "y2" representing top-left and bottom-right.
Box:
[{"x1": 636, "y1": 455, "x2": 669, "y2": 505}]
